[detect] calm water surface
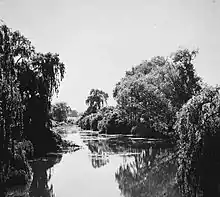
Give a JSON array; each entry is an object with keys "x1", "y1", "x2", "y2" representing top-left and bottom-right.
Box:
[{"x1": 27, "y1": 127, "x2": 181, "y2": 197}]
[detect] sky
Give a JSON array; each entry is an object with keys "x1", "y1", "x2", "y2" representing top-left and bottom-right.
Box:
[{"x1": 0, "y1": 0, "x2": 220, "y2": 112}]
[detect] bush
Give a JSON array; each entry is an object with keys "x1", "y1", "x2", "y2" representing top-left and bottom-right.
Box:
[
  {"x1": 78, "y1": 106, "x2": 131, "y2": 134},
  {"x1": 131, "y1": 123, "x2": 169, "y2": 139},
  {"x1": 90, "y1": 113, "x2": 103, "y2": 131},
  {"x1": 0, "y1": 145, "x2": 32, "y2": 193},
  {"x1": 79, "y1": 115, "x2": 91, "y2": 130},
  {"x1": 15, "y1": 140, "x2": 34, "y2": 159},
  {"x1": 77, "y1": 112, "x2": 103, "y2": 131},
  {"x1": 27, "y1": 128, "x2": 64, "y2": 157},
  {"x1": 51, "y1": 102, "x2": 70, "y2": 122},
  {"x1": 5, "y1": 154, "x2": 32, "y2": 187},
  {"x1": 98, "y1": 109, "x2": 130, "y2": 134}
]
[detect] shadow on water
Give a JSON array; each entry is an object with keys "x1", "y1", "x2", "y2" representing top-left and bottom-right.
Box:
[{"x1": 28, "y1": 155, "x2": 62, "y2": 197}]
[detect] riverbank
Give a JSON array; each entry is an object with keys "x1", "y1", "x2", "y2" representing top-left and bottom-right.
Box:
[
  {"x1": 0, "y1": 122, "x2": 80, "y2": 196},
  {"x1": 21, "y1": 125, "x2": 180, "y2": 197}
]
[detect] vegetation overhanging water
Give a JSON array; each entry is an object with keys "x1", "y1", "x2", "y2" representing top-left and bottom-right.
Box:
[{"x1": 5, "y1": 125, "x2": 181, "y2": 197}]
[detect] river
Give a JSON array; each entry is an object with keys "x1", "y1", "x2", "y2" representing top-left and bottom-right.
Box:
[{"x1": 10, "y1": 126, "x2": 181, "y2": 197}]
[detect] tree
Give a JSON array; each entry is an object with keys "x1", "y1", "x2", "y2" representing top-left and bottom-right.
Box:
[
  {"x1": 85, "y1": 89, "x2": 109, "y2": 114},
  {"x1": 113, "y1": 48, "x2": 201, "y2": 135},
  {"x1": 68, "y1": 109, "x2": 78, "y2": 117},
  {"x1": 114, "y1": 75, "x2": 173, "y2": 131},
  {"x1": 175, "y1": 86, "x2": 220, "y2": 196},
  {"x1": 160, "y1": 48, "x2": 201, "y2": 108},
  {"x1": 51, "y1": 102, "x2": 70, "y2": 122},
  {"x1": 19, "y1": 53, "x2": 65, "y2": 155},
  {"x1": 0, "y1": 22, "x2": 65, "y2": 159},
  {"x1": 0, "y1": 23, "x2": 34, "y2": 160}
]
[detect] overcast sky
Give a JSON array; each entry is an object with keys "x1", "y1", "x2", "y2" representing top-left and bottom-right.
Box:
[{"x1": 0, "y1": 0, "x2": 220, "y2": 112}]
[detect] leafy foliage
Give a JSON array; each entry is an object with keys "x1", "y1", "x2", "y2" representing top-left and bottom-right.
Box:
[
  {"x1": 113, "y1": 49, "x2": 201, "y2": 136},
  {"x1": 175, "y1": 86, "x2": 220, "y2": 196},
  {"x1": 78, "y1": 49, "x2": 202, "y2": 139},
  {"x1": 78, "y1": 115, "x2": 91, "y2": 130},
  {"x1": 68, "y1": 109, "x2": 78, "y2": 117},
  {"x1": 51, "y1": 102, "x2": 70, "y2": 122},
  {"x1": 85, "y1": 89, "x2": 109, "y2": 114},
  {"x1": 89, "y1": 113, "x2": 103, "y2": 131},
  {"x1": 0, "y1": 21, "x2": 65, "y2": 188},
  {"x1": 78, "y1": 106, "x2": 130, "y2": 134},
  {"x1": 97, "y1": 108, "x2": 130, "y2": 134}
]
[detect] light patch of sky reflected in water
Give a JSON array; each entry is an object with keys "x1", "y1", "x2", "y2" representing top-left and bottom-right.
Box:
[
  {"x1": 50, "y1": 149, "x2": 124, "y2": 197},
  {"x1": 28, "y1": 131, "x2": 180, "y2": 197}
]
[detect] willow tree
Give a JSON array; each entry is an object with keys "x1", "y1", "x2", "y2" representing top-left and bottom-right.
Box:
[
  {"x1": 19, "y1": 50, "x2": 65, "y2": 155},
  {"x1": 0, "y1": 23, "x2": 34, "y2": 161},
  {"x1": 175, "y1": 86, "x2": 220, "y2": 196},
  {"x1": 0, "y1": 22, "x2": 65, "y2": 158},
  {"x1": 85, "y1": 89, "x2": 109, "y2": 114}
]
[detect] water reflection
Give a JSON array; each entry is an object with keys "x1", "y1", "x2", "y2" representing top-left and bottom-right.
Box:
[
  {"x1": 83, "y1": 132, "x2": 181, "y2": 196},
  {"x1": 4, "y1": 130, "x2": 182, "y2": 197},
  {"x1": 29, "y1": 155, "x2": 62, "y2": 197},
  {"x1": 85, "y1": 136, "x2": 142, "y2": 169},
  {"x1": 88, "y1": 154, "x2": 109, "y2": 168},
  {"x1": 115, "y1": 148, "x2": 180, "y2": 197}
]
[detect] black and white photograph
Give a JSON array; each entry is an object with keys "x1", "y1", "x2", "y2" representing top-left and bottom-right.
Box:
[{"x1": 0, "y1": 0, "x2": 220, "y2": 196}]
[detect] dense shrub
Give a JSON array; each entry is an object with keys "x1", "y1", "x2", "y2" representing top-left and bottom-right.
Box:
[
  {"x1": 0, "y1": 143, "x2": 32, "y2": 193},
  {"x1": 78, "y1": 115, "x2": 91, "y2": 130},
  {"x1": 131, "y1": 123, "x2": 169, "y2": 139},
  {"x1": 5, "y1": 153, "x2": 32, "y2": 187},
  {"x1": 78, "y1": 106, "x2": 131, "y2": 134},
  {"x1": 90, "y1": 113, "x2": 103, "y2": 131},
  {"x1": 77, "y1": 113, "x2": 103, "y2": 131},
  {"x1": 51, "y1": 102, "x2": 70, "y2": 122},
  {"x1": 98, "y1": 109, "x2": 131, "y2": 134},
  {"x1": 15, "y1": 140, "x2": 34, "y2": 159}
]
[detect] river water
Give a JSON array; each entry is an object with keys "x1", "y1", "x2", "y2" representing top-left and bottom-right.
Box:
[{"x1": 16, "y1": 127, "x2": 182, "y2": 197}]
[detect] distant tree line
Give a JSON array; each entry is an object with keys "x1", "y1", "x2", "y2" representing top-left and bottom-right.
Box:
[{"x1": 50, "y1": 102, "x2": 78, "y2": 122}]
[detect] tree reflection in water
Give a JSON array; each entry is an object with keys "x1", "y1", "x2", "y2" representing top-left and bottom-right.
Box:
[
  {"x1": 28, "y1": 155, "x2": 62, "y2": 197},
  {"x1": 84, "y1": 134, "x2": 181, "y2": 196},
  {"x1": 85, "y1": 136, "x2": 141, "y2": 169},
  {"x1": 87, "y1": 140, "x2": 110, "y2": 168},
  {"x1": 115, "y1": 147, "x2": 181, "y2": 197},
  {"x1": 89, "y1": 153, "x2": 109, "y2": 169}
]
